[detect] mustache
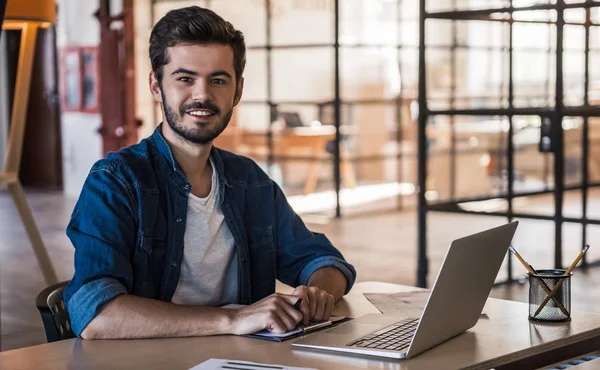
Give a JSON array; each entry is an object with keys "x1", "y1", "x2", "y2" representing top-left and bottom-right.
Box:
[{"x1": 180, "y1": 101, "x2": 220, "y2": 115}]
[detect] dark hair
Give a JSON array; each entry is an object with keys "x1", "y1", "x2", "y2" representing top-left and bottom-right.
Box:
[{"x1": 149, "y1": 6, "x2": 246, "y2": 83}]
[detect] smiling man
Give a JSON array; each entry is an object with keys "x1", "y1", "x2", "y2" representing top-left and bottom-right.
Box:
[{"x1": 63, "y1": 6, "x2": 356, "y2": 339}]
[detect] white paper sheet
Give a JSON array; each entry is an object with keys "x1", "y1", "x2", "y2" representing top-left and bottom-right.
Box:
[{"x1": 189, "y1": 358, "x2": 317, "y2": 370}]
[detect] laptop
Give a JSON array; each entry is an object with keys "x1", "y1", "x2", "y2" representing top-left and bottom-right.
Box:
[
  {"x1": 292, "y1": 221, "x2": 519, "y2": 359},
  {"x1": 279, "y1": 112, "x2": 305, "y2": 128}
]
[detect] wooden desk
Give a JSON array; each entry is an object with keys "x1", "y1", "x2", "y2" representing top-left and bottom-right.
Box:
[
  {"x1": 218, "y1": 126, "x2": 357, "y2": 194},
  {"x1": 2, "y1": 282, "x2": 600, "y2": 370}
]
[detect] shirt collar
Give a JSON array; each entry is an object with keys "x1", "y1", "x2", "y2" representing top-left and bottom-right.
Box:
[{"x1": 150, "y1": 123, "x2": 230, "y2": 188}]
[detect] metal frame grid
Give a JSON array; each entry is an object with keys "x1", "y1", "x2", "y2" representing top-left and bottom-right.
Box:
[
  {"x1": 153, "y1": 0, "x2": 420, "y2": 218},
  {"x1": 417, "y1": 0, "x2": 600, "y2": 288}
]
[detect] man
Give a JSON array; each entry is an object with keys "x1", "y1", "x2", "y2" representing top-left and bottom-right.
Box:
[{"x1": 63, "y1": 6, "x2": 356, "y2": 339}]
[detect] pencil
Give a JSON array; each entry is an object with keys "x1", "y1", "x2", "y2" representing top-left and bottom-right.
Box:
[
  {"x1": 508, "y1": 245, "x2": 536, "y2": 275},
  {"x1": 533, "y1": 245, "x2": 590, "y2": 318},
  {"x1": 509, "y1": 244, "x2": 570, "y2": 316}
]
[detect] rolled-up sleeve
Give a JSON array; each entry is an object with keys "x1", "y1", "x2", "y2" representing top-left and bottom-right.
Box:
[
  {"x1": 63, "y1": 164, "x2": 137, "y2": 337},
  {"x1": 272, "y1": 182, "x2": 357, "y2": 294},
  {"x1": 298, "y1": 255, "x2": 356, "y2": 294}
]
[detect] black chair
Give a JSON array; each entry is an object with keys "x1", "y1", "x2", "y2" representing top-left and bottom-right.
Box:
[{"x1": 35, "y1": 280, "x2": 76, "y2": 342}]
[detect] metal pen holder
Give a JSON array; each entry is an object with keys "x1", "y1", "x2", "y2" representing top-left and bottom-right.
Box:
[{"x1": 528, "y1": 269, "x2": 572, "y2": 322}]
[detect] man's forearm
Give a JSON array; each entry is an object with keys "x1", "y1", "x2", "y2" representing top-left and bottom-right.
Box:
[
  {"x1": 80, "y1": 294, "x2": 234, "y2": 339},
  {"x1": 307, "y1": 267, "x2": 348, "y2": 301}
]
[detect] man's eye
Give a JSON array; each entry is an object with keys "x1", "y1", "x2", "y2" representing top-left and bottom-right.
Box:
[
  {"x1": 178, "y1": 77, "x2": 192, "y2": 83},
  {"x1": 211, "y1": 79, "x2": 226, "y2": 85}
]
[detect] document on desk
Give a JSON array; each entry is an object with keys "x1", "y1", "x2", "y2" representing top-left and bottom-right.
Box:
[
  {"x1": 189, "y1": 358, "x2": 317, "y2": 370},
  {"x1": 364, "y1": 291, "x2": 431, "y2": 317},
  {"x1": 364, "y1": 291, "x2": 487, "y2": 318}
]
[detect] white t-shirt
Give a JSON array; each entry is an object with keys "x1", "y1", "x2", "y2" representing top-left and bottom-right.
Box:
[{"x1": 171, "y1": 157, "x2": 238, "y2": 306}]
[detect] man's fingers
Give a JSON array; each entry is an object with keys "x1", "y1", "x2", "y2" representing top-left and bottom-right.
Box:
[
  {"x1": 298, "y1": 296, "x2": 310, "y2": 325},
  {"x1": 309, "y1": 291, "x2": 318, "y2": 320},
  {"x1": 276, "y1": 302, "x2": 303, "y2": 331},
  {"x1": 313, "y1": 293, "x2": 327, "y2": 322},
  {"x1": 265, "y1": 312, "x2": 288, "y2": 334},
  {"x1": 323, "y1": 293, "x2": 334, "y2": 321}
]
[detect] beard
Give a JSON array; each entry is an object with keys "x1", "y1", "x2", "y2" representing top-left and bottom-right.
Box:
[{"x1": 160, "y1": 87, "x2": 233, "y2": 145}]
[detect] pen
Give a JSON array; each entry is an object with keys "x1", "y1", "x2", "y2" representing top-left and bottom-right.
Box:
[
  {"x1": 509, "y1": 244, "x2": 570, "y2": 316},
  {"x1": 534, "y1": 245, "x2": 590, "y2": 317},
  {"x1": 293, "y1": 298, "x2": 303, "y2": 311}
]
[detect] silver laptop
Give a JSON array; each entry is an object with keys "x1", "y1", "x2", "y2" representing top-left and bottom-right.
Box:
[{"x1": 292, "y1": 221, "x2": 519, "y2": 359}]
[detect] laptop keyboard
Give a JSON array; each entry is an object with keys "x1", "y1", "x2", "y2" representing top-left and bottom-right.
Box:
[{"x1": 346, "y1": 318, "x2": 419, "y2": 351}]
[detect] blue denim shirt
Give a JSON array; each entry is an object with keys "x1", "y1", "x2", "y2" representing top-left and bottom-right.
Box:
[{"x1": 63, "y1": 125, "x2": 356, "y2": 336}]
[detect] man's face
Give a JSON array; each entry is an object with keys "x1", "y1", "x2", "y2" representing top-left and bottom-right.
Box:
[{"x1": 150, "y1": 43, "x2": 243, "y2": 145}]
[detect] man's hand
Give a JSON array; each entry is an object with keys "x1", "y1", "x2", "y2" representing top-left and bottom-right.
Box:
[
  {"x1": 291, "y1": 285, "x2": 335, "y2": 325},
  {"x1": 230, "y1": 293, "x2": 304, "y2": 335}
]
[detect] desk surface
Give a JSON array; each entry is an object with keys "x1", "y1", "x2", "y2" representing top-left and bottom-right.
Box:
[{"x1": 2, "y1": 282, "x2": 600, "y2": 370}]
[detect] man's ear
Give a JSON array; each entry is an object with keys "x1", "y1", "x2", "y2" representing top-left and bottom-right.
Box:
[
  {"x1": 233, "y1": 77, "x2": 244, "y2": 107},
  {"x1": 149, "y1": 71, "x2": 163, "y2": 103}
]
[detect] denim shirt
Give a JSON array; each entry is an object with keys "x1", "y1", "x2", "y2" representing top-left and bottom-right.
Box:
[{"x1": 63, "y1": 125, "x2": 356, "y2": 336}]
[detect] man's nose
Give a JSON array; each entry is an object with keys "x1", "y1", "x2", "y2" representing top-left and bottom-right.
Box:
[{"x1": 191, "y1": 80, "x2": 210, "y2": 101}]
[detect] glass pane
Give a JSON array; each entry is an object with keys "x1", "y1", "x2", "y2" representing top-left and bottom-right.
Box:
[
  {"x1": 512, "y1": 9, "x2": 556, "y2": 23},
  {"x1": 427, "y1": 115, "x2": 452, "y2": 201},
  {"x1": 281, "y1": 158, "x2": 336, "y2": 217},
  {"x1": 564, "y1": 51, "x2": 585, "y2": 107},
  {"x1": 399, "y1": 47, "x2": 419, "y2": 92},
  {"x1": 340, "y1": 0, "x2": 399, "y2": 46},
  {"x1": 153, "y1": 0, "x2": 266, "y2": 47},
  {"x1": 340, "y1": 48, "x2": 399, "y2": 101},
  {"x1": 513, "y1": 23, "x2": 555, "y2": 108},
  {"x1": 513, "y1": 51, "x2": 555, "y2": 108},
  {"x1": 589, "y1": 116, "x2": 600, "y2": 184},
  {"x1": 427, "y1": 0, "x2": 508, "y2": 13},
  {"x1": 592, "y1": 26, "x2": 600, "y2": 49},
  {"x1": 563, "y1": 190, "x2": 583, "y2": 219},
  {"x1": 243, "y1": 50, "x2": 267, "y2": 101},
  {"x1": 564, "y1": 117, "x2": 584, "y2": 187},
  {"x1": 399, "y1": 0, "x2": 419, "y2": 22},
  {"x1": 510, "y1": 218, "x2": 555, "y2": 275},
  {"x1": 271, "y1": 49, "x2": 333, "y2": 102},
  {"x1": 564, "y1": 25, "x2": 585, "y2": 51},
  {"x1": 591, "y1": 51, "x2": 600, "y2": 103},
  {"x1": 153, "y1": 0, "x2": 208, "y2": 20},
  {"x1": 399, "y1": 20, "x2": 419, "y2": 47},
  {"x1": 426, "y1": 49, "x2": 453, "y2": 111},
  {"x1": 425, "y1": 20, "x2": 454, "y2": 47},
  {"x1": 426, "y1": 116, "x2": 507, "y2": 201},
  {"x1": 563, "y1": 222, "x2": 588, "y2": 268},
  {"x1": 270, "y1": 0, "x2": 333, "y2": 46},
  {"x1": 236, "y1": 104, "x2": 270, "y2": 132},
  {"x1": 513, "y1": 116, "x2": 554, "y2": 195},
  {"x1": 209, "y1": 0, "x2": 267, "y2": 47},
  {"x1": 584, "y1": 224, "x2": 600, "y2": 264},
  {"x1": 593, "y1": 8, "x2": 600, "y2": 24},
  {"x1": 564, "y1": 8, "x2": 587, "y2": 24},
  {"x1": 588, "y1": 189, "x2": 600, "y2": 225}
]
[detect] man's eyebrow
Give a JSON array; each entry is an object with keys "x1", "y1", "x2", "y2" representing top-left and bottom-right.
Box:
[
  {"x1": 210, "y1": 70, "x2": 233, "y2": 79},
  {"x1": 171, "y1": 68, "x2": 198, "y2": 76}
]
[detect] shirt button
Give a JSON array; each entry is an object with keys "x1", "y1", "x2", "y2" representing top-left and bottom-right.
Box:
[
  {"x1": 171, "y1": 262, "x2": 178, "y2": 268},
  {"x1": 176, "y1": 218, "x2": 182, "y2": 223}
]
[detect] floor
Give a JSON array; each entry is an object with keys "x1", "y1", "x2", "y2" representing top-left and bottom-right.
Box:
[{"x1": 1, "y1": 189, "x2": 600, "y2": 352}]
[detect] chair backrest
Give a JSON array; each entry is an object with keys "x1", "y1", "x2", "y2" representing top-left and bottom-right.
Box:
[{"x1": 35, "y1": 280, "x2": 75, "y2": 342}]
